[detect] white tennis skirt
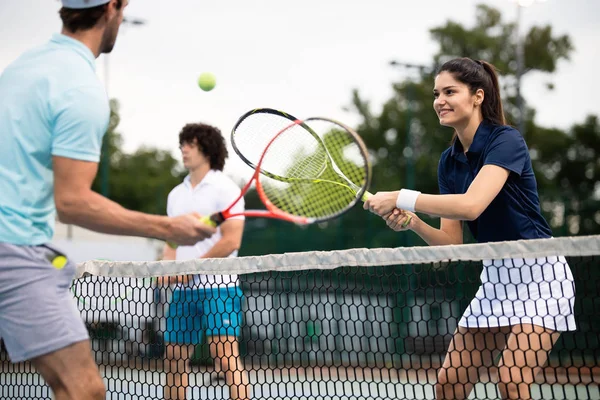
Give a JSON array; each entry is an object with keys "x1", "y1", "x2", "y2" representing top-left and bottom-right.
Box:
[{"x1": 459, "y1": 255, "x2": 576, "y2": 331}]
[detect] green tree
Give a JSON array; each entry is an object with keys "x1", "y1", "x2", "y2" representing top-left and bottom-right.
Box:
[
  {"x1": 536, "y1": 115, "x2": 600, "y2": 235},
  {"x1": 94, "y1": 99, "x2": 123, "y2": 198}
]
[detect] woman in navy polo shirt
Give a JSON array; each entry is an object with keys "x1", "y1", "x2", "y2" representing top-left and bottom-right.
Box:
[{"x1": 364, "y1": 58, "x2": 575, "y2": 400}]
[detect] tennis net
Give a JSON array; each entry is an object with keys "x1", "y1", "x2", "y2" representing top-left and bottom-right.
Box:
[{"x1": 1, "y1": 235, "x2": 599, "y2": 399}]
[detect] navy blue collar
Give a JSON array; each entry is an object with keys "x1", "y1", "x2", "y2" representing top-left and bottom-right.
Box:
[{"x1": 450, "y1": 120, "x2": 494, "y2": 158}]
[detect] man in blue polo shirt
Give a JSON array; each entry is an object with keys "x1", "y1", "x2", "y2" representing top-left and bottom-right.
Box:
[{"x1": 0, "y1": 1, "x2": 215, "y2": 399}]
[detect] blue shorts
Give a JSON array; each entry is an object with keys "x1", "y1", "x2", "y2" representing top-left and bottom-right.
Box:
[
  {"x1": 0, "y1": 243, "x2": 89, "y2": 362},
  {"x1": 165, "y1": 286, "x2": 244, "y2": 345}
]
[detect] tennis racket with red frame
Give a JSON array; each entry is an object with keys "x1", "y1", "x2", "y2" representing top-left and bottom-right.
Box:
[{"x1": 200, "y1": 109, "x2": 372, "y2": 227}]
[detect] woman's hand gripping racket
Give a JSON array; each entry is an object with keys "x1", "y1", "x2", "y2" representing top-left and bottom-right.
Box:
[
  {"x1": 228, "y1": 108, "x2": 412, "y2": 227},
  {"x1": 200, "y1": 109, "x2": 372, "y2": 227}
]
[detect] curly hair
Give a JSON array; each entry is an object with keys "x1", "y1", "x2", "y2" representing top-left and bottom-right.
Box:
[
  {"x1": 179, "y1": 123, "x2": 228, "y2": 171},
  {"x1": 60, "y1": 0, "x2": 123, "y2": 33}
]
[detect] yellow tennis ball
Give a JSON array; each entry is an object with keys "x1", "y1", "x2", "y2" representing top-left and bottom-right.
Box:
[
  {"x1": 197, "y1": 72, "x2": 216, "y2": 91},
  {"x1": 52, "y1": 255, "x2": 68, "y2": 269}
]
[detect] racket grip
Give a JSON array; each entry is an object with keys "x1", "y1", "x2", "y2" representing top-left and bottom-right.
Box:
[
  {"x1": 199, "y1": 215, "x2": 218, "y2": 228},
  {"x1": 362, "y1": 190, "x2": 412, "y2": 228},
  {"x1": 166, "y1": 215, "x2": 219, "y2": 249}
]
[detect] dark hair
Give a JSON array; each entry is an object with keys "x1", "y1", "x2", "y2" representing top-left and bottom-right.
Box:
[
  {"x1": 179, "y1": 123, "x2": 228, "y2": 171},
  {"x1": 437, "y1": 58, "x2": 506, "y2": 129},
  {"x1": 59, "y1": 0, "x2": 123, "y2": 33}
]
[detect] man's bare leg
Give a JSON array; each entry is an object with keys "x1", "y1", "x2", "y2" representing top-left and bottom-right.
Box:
[{"x1": 31, "y1": 340, "x2": 105, "y2": 400}]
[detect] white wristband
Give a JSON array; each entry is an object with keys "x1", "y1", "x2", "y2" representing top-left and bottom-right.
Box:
[{"x1": 395, "y1": 189, "x2": 421, "y2": 212}]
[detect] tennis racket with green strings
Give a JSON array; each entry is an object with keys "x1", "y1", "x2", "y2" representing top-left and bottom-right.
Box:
[
  {"x1": 230, "y1": 108, "x2": 411, "y2": 227},
  {"x1": 199, "y1": 108, "x2": 372, "y2": 227}
]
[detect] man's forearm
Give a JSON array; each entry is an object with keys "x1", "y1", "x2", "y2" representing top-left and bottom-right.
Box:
[
  {"x1": 200, "y1": 238, "x2": 240, "y2": 259},
  {"x1": 57, "y1": 189, "x2": 172, "y2": 239}
]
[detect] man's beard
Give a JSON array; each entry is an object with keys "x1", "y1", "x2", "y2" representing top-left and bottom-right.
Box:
[{"x1": 100, "y1": 25, "x2": 118, "y2": 54}]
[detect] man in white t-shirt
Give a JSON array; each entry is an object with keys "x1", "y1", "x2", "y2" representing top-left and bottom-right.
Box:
[{"x1": 159, "y1": 123, "x2": 249, "y2": 400}]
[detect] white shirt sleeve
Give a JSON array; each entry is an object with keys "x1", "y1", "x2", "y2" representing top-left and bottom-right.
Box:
[
  {"x1": 222, "y1": 183, "x2": 245, "y2": 220},
  {"x1": 166, "y1": 189, "x2": 175, "y2": 217}
]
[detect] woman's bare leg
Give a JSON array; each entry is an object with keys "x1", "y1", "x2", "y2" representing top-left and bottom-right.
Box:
[
  {"x1": 436, "y1": 326, "x2": 510, "y2": 399},
  {"x1": 497, "y1": 324, "x2": 560, "y2": 400}
]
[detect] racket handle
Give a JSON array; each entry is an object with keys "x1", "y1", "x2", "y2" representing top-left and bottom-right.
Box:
[
  {"x1": 166, "y1": 214, "x2": 220, "y2": 249},
  {"x1": 199, "y1": 215, "x2": 218, "y2": 228},
  {"x1": 362, "y1": 190, "x2": 412, "y2": 228}
]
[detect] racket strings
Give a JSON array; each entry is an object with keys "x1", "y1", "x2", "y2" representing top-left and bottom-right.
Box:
[
  {"x1": 262, "y1": 179, "x2": 352, "y2": 218},
  {"x1": 232, "y1": 112, "x2": 300, "y2": 168},
  {"x1": 263, "y1": 125, "x2": 327, "y2": 179},
  {"x1": 259, "y1": 119, "x2": 368, "y2": 219},
  {"x1": 313, "y1": 124, "x2": 368, "y2": 189}
]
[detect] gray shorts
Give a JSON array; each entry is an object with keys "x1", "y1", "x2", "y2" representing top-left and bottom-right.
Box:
[{"x1": 0, "y1": 242, "x2": 89, "y2": 362}]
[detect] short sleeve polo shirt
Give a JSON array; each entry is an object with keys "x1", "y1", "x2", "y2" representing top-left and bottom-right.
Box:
[
  {"x1": 437, "y1": 121, "x2": 552, "y2": 242},
  {"x1": 0, "y1": 34, "x2": 109, "y2": 245}
]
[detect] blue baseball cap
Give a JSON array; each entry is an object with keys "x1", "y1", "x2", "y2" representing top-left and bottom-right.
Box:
[{"x1": 61, "y1": 0, "x2": 111, "y2": 9}]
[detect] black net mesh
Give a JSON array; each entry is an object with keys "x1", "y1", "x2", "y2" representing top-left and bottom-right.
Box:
[{"x1": 1, "y1": 240, "x2": 599, "y2": 399}]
